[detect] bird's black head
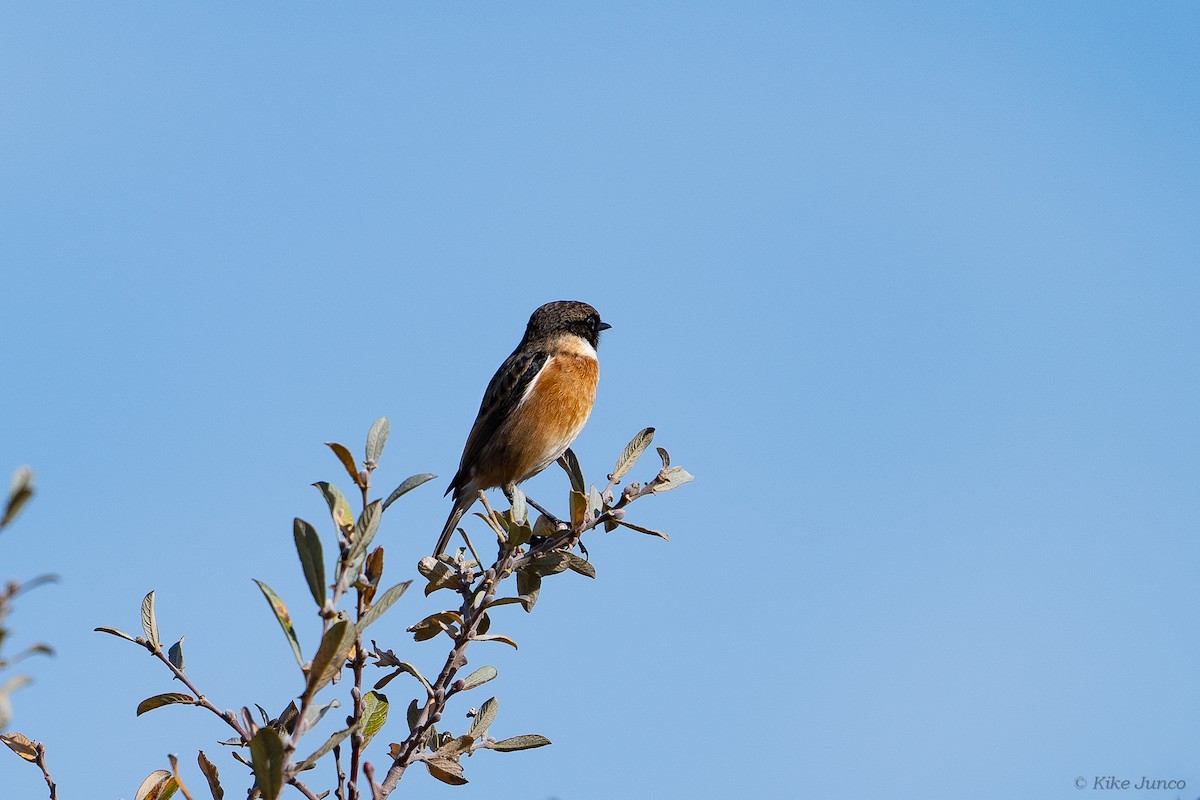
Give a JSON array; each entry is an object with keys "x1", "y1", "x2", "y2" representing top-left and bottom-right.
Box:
[{"x1": 525, "y1": 300, "x2": 611, "y2": 349}]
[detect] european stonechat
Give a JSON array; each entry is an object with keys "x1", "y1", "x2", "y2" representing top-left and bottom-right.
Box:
[{"x1": 434, "y1": 300, "x2": 611, "y2": 556}]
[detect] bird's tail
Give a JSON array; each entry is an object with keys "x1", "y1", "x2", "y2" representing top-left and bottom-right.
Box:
[{"x1": 433, "y1": 492, "x2": 474, "y2": 557}]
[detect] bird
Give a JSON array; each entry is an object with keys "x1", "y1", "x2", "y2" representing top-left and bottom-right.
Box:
[{"x1": 434, "y1": 300, "x2": 611, "y2": 556}]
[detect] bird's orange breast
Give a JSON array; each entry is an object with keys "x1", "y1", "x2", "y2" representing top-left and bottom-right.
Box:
[{"x1": 478, "y1": 351, "x2": 599, "y2": 488}]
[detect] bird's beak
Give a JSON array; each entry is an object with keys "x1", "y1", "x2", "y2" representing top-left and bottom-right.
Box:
[{"x1": 599, "y1": 321, "x2": 612, "y2": 331}]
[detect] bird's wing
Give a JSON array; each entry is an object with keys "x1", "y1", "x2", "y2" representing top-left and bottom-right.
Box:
[{"x1": 447, "y1": 347, "x2": 549, "y2": 497}]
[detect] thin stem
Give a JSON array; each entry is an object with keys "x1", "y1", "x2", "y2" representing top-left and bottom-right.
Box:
[
  {"x1": 34, "y1": 743, "x2": 57, "y2": 800},
  {"x1": 150, "y1": 644, "x2": 250, "y2": 743},
  {"x1": 289, "y1": 777, "x2": 324, "y2": 800}
]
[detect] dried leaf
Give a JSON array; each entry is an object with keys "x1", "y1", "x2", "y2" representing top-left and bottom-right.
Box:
[
  {"x1": 408, "y1": 611, "x2": 461, "y2": 642},
  {"x1": 612, "y1": 427, "x2": 655, "y2": 481},
  {"x1": 490, "y1": 734, "x2": 552, "y2": 752},
  {"x1": 423, "y1": 756, "x2": 468, "y2": 785},
  {"x1": 325, "y1": 441, "x2": 362, "y2": 488},
  {"x1": 362, "y1": 546, "x2": 384, "y2": 605},
  {"x1": 656, "y1": 447, "x2": 670, "y2": 468},
  {"x1": 136, "y1": 692, "x2": 195, "y2": 716},
  {"x1": 134, "y1": 769, "x2": 178, "y2": 800},
  {"x1": 249, "y1": 727, "x2": 285, "y2": 800},
  {"x1": 254, "y1": 580, "x2": 304, "y2": 669},
  {"x1": 198, "y1": 751, "x2": 224, "y2": 800},
  {"x1": 0, "y1": 732, "x2": 37, "y2": 761},
  {"x1": 569, "y1": 489, "x2": 587, "y2": 528},
  {"x1": 382, "y1": 473, "x2": 438, "y2": 511},
  {"x1": 293, "y1": 518, "x2": 327, "y2": 608},
  {"x1": 365, "y1": 417, "x2": 390, "y2": 464},
  {"x1": 418, "y1": 556, "x2": 458, "y2": 595},
  {"x1": 140, "y1": 591, "x2": 159, "y2": 648}
]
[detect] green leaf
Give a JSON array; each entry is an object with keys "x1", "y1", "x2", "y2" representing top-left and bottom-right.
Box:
[
  {"x1": 313, "y1": 481, "x2": 355, "y2": 532},
  {"x1": 141, "y1": 591, "x2": 160, "y2": 648},
  {"x1": 295, "y1": 723, "x2": 355, "y2": 773},
  {"x1": 381, "y1": 472, "x2": 438, "y2": 511},
  {"x1": 357, "y1": 580, "x2": 411, "y2": 635},
  {"x1": 490, "y1": 734, "x2": 552, "y2": 752},
  {"x1": 614, "y1": 522, "x2": 672, "y2": 542},
  {"x1": 587, "y1": 485, "x2": 604, "y2": 522},
  {"x1": 344, "y1": 500, "x2": 382, "y2": 574},
  {"x1": 1, "y1": 466, "x2": 34, "y2": 530},
  {"x1": 134, "y1": 769, "x2": 178, "y2": 800},
  {"x1": 136, "y1": 692, "x2": 195, "y2": 716},
  {"x1": 565, "y1": 553, "x2": 596, "y2": 579},
  {"x1": 406, "y1": 698, "x2": 421, "y2": 732},
  {"x1": 468, "y1": 696, "x2": 498, "y2": 740},
  {"x1": 423, "y1": 756, "x2": 468, "y2": 785},
  {"x1": 557, "y1": 449, "x2": 585, "y2": 493},
  {"x1": 361, "y1": 690, "x2": 389, "y2": 747},
  {"x1": 612, "y1": 427, "x2": 655, "y2": 481},
  {"x1": 249, "y1": 727, "x2": 285, "y2": 800},
  {"x1": 254, "y1": 580, "x2": 304, "y2": 669},
  {"x1": 365, "y1": 417, "x2": 390, "y2": 464},
  {"x1": 304, "y1": 618, "x2": 355, "y2": 701},
  {"x1": 650, "y1": 465, "x2": 693, "y2": 493},
  {"x1": 197, "y1": 751, "x2": 224, "y2": 800},
  {"x1": 94, "y1": 626, "x2": 139, "y2": 643},
  {"x1": 615, "y1": 519, "x2": 670, "y2": 541},
  {"x1": 383, "y1": 661, "x2": 433, "y2": 697},
  {"x1": 516, "y1": 569, "x2": 541, "y2": 612},
  {"x1": 293, "y1": 518, "x2": 327, "y2": 608},
  {"x1": 325, "y1": 441, "x2": 362, "y2": 488},
  {"x1": 472, "y1": 633, "x2": 518, "y2": 649},
  {"x1": 509, "y1": 485, "x2": 527, "y2": 526},
  {"x1": 168, "y1": 637, "x2": 185, "y2": 670},
  {"x1": 459, "y1": 665, "x2": 498, "y2": 692},
  {"x1": 527, "y1": 551, "x2": 571, "y2": 577},
  {"x1": 301, "y1": 698, "x2": 341, "y2": 730}
]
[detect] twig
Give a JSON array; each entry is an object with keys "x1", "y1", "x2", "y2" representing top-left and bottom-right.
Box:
[
  {"x1": 289, "y1": 777, "x2": 324, "y2": 800},
  {"x1": 149, "y1": 645, "x2": 250, "y2": 743},
  {"x1": 34, "y1": 742, "x2": 57, "y2": 800},
  {"x1": 363, "y1": 761, "x2": 382, "y2": 800}
]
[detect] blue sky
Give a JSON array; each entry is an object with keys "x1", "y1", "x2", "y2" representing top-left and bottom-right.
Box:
[{"x1": 2, "y1": 3, "x2": 1198, "y2": 799}]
